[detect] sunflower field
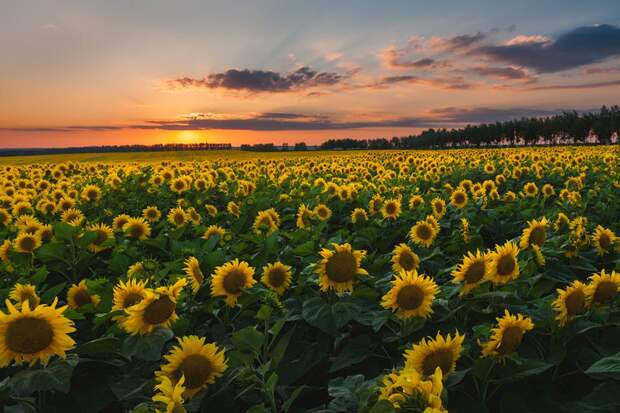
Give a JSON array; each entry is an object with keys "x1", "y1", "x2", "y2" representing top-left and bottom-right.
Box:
[{"x1": 0, "y1": 147, "x2": 619, "y2": 413}]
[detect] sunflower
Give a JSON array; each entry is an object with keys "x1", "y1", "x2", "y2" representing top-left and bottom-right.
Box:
[
  {"x1": 61, "y1": 207, "x2": 84, "y2": 226},
  {"x1": 122, "y1": 279, "x2": 187, "y2": 335},
  {"x1": 112, "y1": 278, "x2": 148, "y2": 317},
  {"x1": 451, "y1": 250, "x2": 489, "y2": 295},
  {"x1": 523, "y1": 182, "x2": 538, "y2": 197},
  {"x1": 404, "y1": 331, "x2": 464, "y2": 376},
  {"x1": 81, "y1": 184, "x2": 102, "y2": 203},
  {"x1": 123, "y1": 217, "x2": 151, "y2": 240},
  {"x1": 157, "y1": 336, "x2": 227, "y2": 398},
  {"x1": 252, "y1": 210, "x2": 278, "y2": 236},
  {"x1": 350, "y1": 208, "x2": 368, "y2": 224},
  {"x1": 481, "y1": 310, "x2": 534, "y2": 358},
  {"x1": 152, "y1": 375, "x2": 186, "y2": 413},
  {"x1": 316, "y1": 243, "x2": 368, "y2": 293},
  {"x1": 261, "y1": 262, "x2": 292, "y2": 295},
  {"x1": 409, "y1": 195, "x2": 424, "y2": 210},
  {"x1": 431, "y1": 198, "x2": 446, "y2": 218},
  {"x1": 460, "y1": 218, "x2": 470, "y2": 243},
  {"x1": 519, "y1": 217, "x2": 549, "y2": 249},
  {"x1": 391, "y1": 243, "x2": 420, "y2": 273},
  {"x1": 450, "y1": 188, "x2": 468, "y2": 209},
  {"x1": 210, "y1": 259, "x2": 256, "y2": 306},
  {"x1": 226, "y1": 201, "x2": 240, "y2": 217},
  {"x1": 184, "y1": 257, "x2": 204, "y2": 293},
  {"x1": 381, "y1": 270, "x2": 439, "y2": 319},
  {"x1": 35, "y1": 224, "x2": 54, "y2": 243},
  {"x1": 313, "y1": 204, "x2": 332, "y2": 221},
  {"x1": 205, "y1": 204, "x2": 218, "y2": 217},
  {"x1": 486, "y1": 242, "x2": 520, "y2": 285},
  {"x1": 0, "y1": 239, "x2": 11, "y2": 264},
  {"x1": 143, "y1": 206, "x2": 162, "y2": 223},
  {"x1": 15, "y1": 215, "x2": 41, "y2": 234},
  {"x1": 112, "y1": 214, "x2": 131, "y2": 232},
  {"x1": 168, "y1": 207, "x2": 188, "y2": 227},
  {"x1": 13, "y1": 232, "x2": 42, "y2": 253},
  {"x1": 0, "y1": 208, "x2": 12, "y2": 226},
  {"x1": 409, "y1": 220, "x2": 438, "y2": 248},
  {"x1": 542, "y1": 184, "x2": 555, "y2": 198},
  {"x1": 0, "y1": 299, "x2": 76, "y2": 367},
  {"x1": 9, "y1": 283, "x2": 40, "y2": 307},
  {"x1": 169, "y1": 177, "x2": 188, "y2": 194},
  {"x1": 67, "y1": 280, "x2": 101, "y2": 309},
  {"x1": 381, "y1": 199, "x2": 402, "y2": 220},
  {"x1": 86, "y1": 223, "x2": 114, "y2": 253},
  {"x1": 202, "y1": 225, "x2": 226, "y2": 244},
  {"x1": 296, "y1": 204, "x2": 314, "y2": 229},
  {"x1": 586, "y1": 270, "x2": 620, "y2": 305},
  {"x1": 552, "y1": 280, "x2": 590, "y2": 326},
  {"x1": 186, "y1": 208, "x2": 201, "y2": 225},
  {"x1": 591, "y1": 225, "x2": 616, "y2": 256}
]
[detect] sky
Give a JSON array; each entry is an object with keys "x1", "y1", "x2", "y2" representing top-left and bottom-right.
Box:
[{"x1": 1, "y1": 0, "x2": 620, "y2": 148}]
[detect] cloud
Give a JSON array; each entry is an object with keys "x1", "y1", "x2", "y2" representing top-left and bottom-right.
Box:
[
  {"x1": 471, "y1": 24, "x2": 620, "y2": 73},
  {"x1": 469, "y1": 66, "x2": 532, "y2": 80},
  {"x1": 431, "y1": 32, "x2": 487, "y2": 52},
  {"x1": 370, "y1": 74, "x2": 475, "y2": 90},
  {"x1": 166, "y1": 66, "x2": 349, "y2": 93},
  {"x1": 524, "y1": 78, "x2": 620, "y2": 91},
  {"x1": 428, "y1": 106, "x2": 558, "y2": 123}
]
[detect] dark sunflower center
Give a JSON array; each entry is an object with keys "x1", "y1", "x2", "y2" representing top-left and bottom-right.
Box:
[
  {"x1": 454, "y1": 193, "x2": 465, "y2": 204},
  {"x1": 416, "y1": 224, "x2": 432, "y2": 240},
  {"x1": 190, "y1": 265, "x2": 204, "y2": 283},
  {"x1": 122, "y1": 292, "x2": 144, "y2": 308},
  {"x1": 396, "y1": 285, "x2": 424, "y2": 310},
  {"x1": 599, "y1": 234, "x2": 611, "y2": 250},
  {"x1": 325, "y1": 251, "x2": 357, "y2": 283},
  {"x1": 464, "y1": 260, "x2": 486, "y2": 284},
  {"x1": 422, "y1": 348, "x2": 453, "y2": 376},
  {"x1": 398, "y1": 252, "x2": 417, "y2": 271},
  {"x1": 19, "y1": 237, "x2": 36, "y2": 251},
  {"x1": 143, "y1": 295, "x2": 175, "y2": 324},
  {"x1": 268, "y1": 268, "x2": 287, "y2": 287},
  {"x1": 386, "y1": 203, "x2": 397, "y2": 214},
  {"x1": 147, "y1": 210, "x2": 157, "y2": 218},
  {"x1": 129, "y1": 225, "x2": 144, "y2": 238},
  {"x1": 93, "y1": 230, "x2": 108, "y2": 245},
  {"x1": 435, "y1": 204, "x2": 443, "y2": 213},
  {"x1": 529, "y1": 226, "x2": 546, "y2": 247},
  {"x1": 174, "y1": 181, "x2": 184, "y2": 190},
  {"x1": 496, "y1": 254, "x2": 516, "y2": 276},
  {"x1": 87, "y1": 190, "x2": 98, "y2": 200},
  {"x1": 6, "y1": 317, "x2": 54, "y2": 354},
  {"x1": 593, "y1": 281, "x2": 617, "y2": 304},
  {"x1": 497, "y1": 326, "x2": 524, "y2": 355},
  {"x1": 318, "y1": 208, "x2": 328, "y2": 218},
  {"x1": 116, "y1": 219, "x2": 128, "y2": 229},
  {"x1": 175, "y1": 354, "x2": 213, "y2": 389},
  {"x1": 74, "y1": 289, "x2": 93, "y2": 307},
  {"x1": 222, "y1": 270, "x2": 248, "y2": 294},
  {"x1": 174, "y1": 214, "x2": 185, "y2": 225},
  {"x1": 565, "y1": 290, "x2": 586, "y2": 316}
]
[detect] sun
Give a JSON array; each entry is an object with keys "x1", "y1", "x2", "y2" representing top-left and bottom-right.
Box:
[{"x1": 175, "y1": 131, "x2": 203, "y2": 143}]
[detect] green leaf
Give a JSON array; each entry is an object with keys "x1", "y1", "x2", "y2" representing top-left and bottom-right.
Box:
[
  {"x1": 75, "y1": 336, "x2": 121, "y2": 356},
  {"x1": 329, "y1": 335, "x2": 372, "y2": 373},
  {"x1": 30, "y1": 267, "x2": 49, "y2": 285},
  {"x1": 231, "y1": 326, "x2": 265, "y2": 354},
  {"x1": 301, "y1": 296, "x2": 336, "y2": 335},
  {"x1": 36, "y1": 243, "x2": 66, "y2": 264},
  {"x1": 585, "y1": 352, "x2": 620, "y2": 379},
  {"x1": 121, "y1": 328, "x2": 174, "y2": 360},
  {"x1": 271, "y1": 326, "x2": 295, "y2": 368},
  {"x1": 9, "y1": 355, "x2": 79, "y2": 395},
  {"x1": 369, "y1": 400, "x2": 397, "y2": 413},
  {"x1": 41, "y1": 282, "x2": 66, "y2": 304},
  {"x1": 54, "y1": 222, "x2": 79, "y2": 242},
  {"x1": 282, "y1": 385, "x2": 307, "y2": 413}
]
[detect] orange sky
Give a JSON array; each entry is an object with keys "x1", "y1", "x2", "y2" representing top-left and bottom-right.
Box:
[{"x1": 1, "y1": 1, "x2": 620, "y2": 148}]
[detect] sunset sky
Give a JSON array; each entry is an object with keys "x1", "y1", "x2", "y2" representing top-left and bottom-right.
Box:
[{"x1": 1, "y1": 0, "x2": 620, "y2": 148}]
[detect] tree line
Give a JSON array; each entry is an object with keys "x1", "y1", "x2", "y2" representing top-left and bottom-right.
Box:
[
  {"x1": 320, "y1": 105, "x2": 620, "y2": 150},
  {"x1": 0, "y1": 142, "x2": 232, "y2": 157}
]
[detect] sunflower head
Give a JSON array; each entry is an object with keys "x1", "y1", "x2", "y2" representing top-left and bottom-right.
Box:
[
  {"x1": 487, "y1": 242, "x2": 520, "y2": 285},
  {"x1": 592, "y1": 225, "x2": 616, "y2": 256},
  {"x1": 9, "y1": 283, "x2": 40, "y2": 307},
  {"x1": 157, "y1": 336, "x2": 228, "y2": 398},
  {"x1": 405, "y1": 331, "x2": 464, "y2": 377},
  {"x1": 67, "y1": 280, "x2": 101, "y2": 309},
  {"x1": 112, "y1": 278, "x2": 148, "y2": 316},
  {"x1": 381, "y1": 270, "x2": 439, "y2": 319},
  {"x1": 451, "y1": 250, "x2": 489, "y2": 295},
  {"x1": 409, "y1": 220, "x2": 438, "y2": 248},
  {"x1": 168, "y1": 207, "x2": 188, "y2": 227},
  {"x1": 86, "y1": 223, "x2": 114, "y2": 253},
  {"x1": 152, "y1": 375, "x2": 186, "y2": 413},
  {"x1": 350, "y1": 208, "x2": 368, "y2": 224},
  {"x1": 519, "y1": 217, "x2": 549, "y2": 249},
  {"x1": 481, "y1": 310, "x2": 534, "y2": 358},
  {"x1": 210, "y1": 259, "x2": 256, "y2": 306},
  {"x1": 316, "y1": 243, "x2": 368, "y2": 293},
  {"x1": 122, "y1": 284, "x2": 182, "y2": 335},
  {"x1": 381, "y1": 199, "x2": 402, "y2": 220},
  {"x1": 253, "y1": 210, "x2": 278, "y2": 236},
  {"x1": 123, "y1": 217, "x2": 151, "y2": 240},
  {"x1": 552, "y1": 280, "x2": 590, "y2": 326},
  {"x1": 142, "y1": 206, "x2": 162, "y2": 222},
  {"x1": 586, "y1": 270, "x2": 620, "y2": 305},
  {"x1": 0, "y1": 299, "x2": 76, "y2": 367},
  {"x1": 313, "y1": 204, "x2": 332, "y2": 221},
  {"x1": 112, "y1": 214, "x2": 131, "y2": 232},
  {"x1": 261, "y1": 262, "x2": 293, "y2": 295},
  {"x1": 450, "y1": 188, "x2": 468, "y2": 209},
  {"x1": 391, "y1": 243, "x2": 420, "y2": 273},
  {"x1": 184, "y1": 256, "x2": 204, "y2": 293}
]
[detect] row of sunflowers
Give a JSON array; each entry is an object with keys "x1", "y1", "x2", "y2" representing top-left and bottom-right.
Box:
[{"x1": 0, "y1": 146, "x2": 619, "y2": 412}]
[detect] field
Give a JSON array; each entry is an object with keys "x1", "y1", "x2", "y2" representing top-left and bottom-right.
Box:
[{"x1": 0, "y1": 146, "x2": 619, "y2": 413}]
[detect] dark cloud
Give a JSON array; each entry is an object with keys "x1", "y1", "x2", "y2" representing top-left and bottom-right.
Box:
[
  {"x1": 440, "y1": 32, "x2": 487, "y2": 51},
  {"x1": 167, "y1": 66, "x2": 347, "y2": 93},
  {"x1": 429, "y1": 107, "x2": 559, "y2": 123},
  {"x1": 524, "y1": 78, "x2": 620, "y2": 91},
  {"x1": 472, "y1": 24, "x2": 620, "y2": 73},
  {"x1": 372, "y1": 74, "x2": 474, "y2": 90},
  {"x1": 469, "y1": 66, "x2": 531, "y2": 80}
]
